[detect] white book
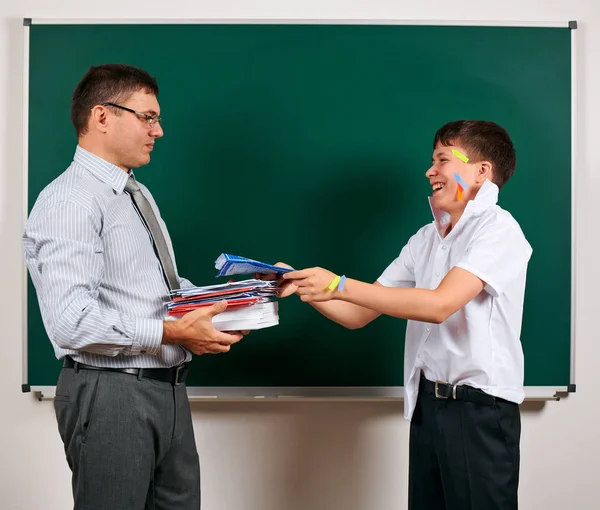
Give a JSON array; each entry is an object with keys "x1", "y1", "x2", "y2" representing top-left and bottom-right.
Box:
[
  {"x1": 214, "y1": 317, "x2": 279, "y2": 332},
  {"x1": 212, "y1": 301, "x2": 279, "y2": 331},
  {"x1": 212, "y1": 302, "x2": 278, "y2": 322}
]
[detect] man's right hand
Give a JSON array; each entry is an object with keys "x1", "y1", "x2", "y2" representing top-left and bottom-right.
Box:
[{"x1": 162, "y1": 300, "x2": 244, "y2": 355}]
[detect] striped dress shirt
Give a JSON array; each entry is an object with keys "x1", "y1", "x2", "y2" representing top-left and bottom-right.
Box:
[{"x1": 23, "y1": 146, "x2": 193, "y2": 368}]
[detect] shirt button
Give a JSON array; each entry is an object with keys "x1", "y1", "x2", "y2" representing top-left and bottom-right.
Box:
[
  {"x1": 442, "y1": 245, "x2": 447, "y2": 250},
  {"x1": 426, "y1": 327, "x2": 430, "y2": 332},
  {"x1": 436, "y1": 272, "x2": 440, "y2": 277}
]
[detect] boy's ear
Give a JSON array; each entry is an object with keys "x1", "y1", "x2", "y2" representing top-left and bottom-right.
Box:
[{"x1": 477, "y1": 161, "x2": 493, "y2": 183}]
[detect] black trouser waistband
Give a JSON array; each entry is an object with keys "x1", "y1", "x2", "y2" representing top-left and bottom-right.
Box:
[
  {"x1": 63, "y1": 356, "x2": 188, "y2": 386},
  {"x1": 419, "y1": 373, "x2": 501, "y2": 407}
]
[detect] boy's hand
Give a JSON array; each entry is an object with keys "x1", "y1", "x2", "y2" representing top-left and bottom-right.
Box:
[
  {"x1": 254, "y1": 262, "x2": 298, "y2": 298},
  {"x1": 281, "y1": 267, "x2": 339, "y2": 302},
  {"x1": 274, "y1": 262, "x2": 299, "y2": 298}
]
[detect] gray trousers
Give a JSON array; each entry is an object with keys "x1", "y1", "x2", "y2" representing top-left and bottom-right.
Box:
[{"x1": 54, "y1": 366, "x2": 201, "y2": 510}]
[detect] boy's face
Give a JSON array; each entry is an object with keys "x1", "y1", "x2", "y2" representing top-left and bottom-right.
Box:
[{"x1": 426, "y1": 143, "x2": 479, "y2": 213}]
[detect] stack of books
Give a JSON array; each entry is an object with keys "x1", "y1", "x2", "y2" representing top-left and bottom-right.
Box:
[
  {"x1": 167, "y1": 254, "x2": 294, "y2": 331},
  {"x1": 168, "y1": 279, "x2": 280, "y2": 331}
]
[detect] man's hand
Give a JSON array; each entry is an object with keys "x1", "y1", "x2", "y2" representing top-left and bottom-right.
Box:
[
  {"x1": 281, "y1": 266, "x2": 339, "y2": 302},
  {"x1": 163, "y1": 300, "x2": 245, "y2": 355}
]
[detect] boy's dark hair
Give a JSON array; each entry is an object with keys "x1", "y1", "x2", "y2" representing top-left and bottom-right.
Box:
[
  {"x1": 71, "y1": 64, "x2": 159, "y2": 137},
  {"x1": 433, "y1": 120, "x2": 516, "y2": 189}
]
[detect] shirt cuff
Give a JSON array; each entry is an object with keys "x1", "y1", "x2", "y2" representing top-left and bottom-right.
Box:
[
  {"x1": 377, "y1": 277, "x2": 393, "y2": 287},
  {"x1": 132, "y1": 318, "x2": 163, "y2": 355},
  {"x1": 377, "y1": 276, "x2": 414, "y2": 289},
  {"x1": 455, "y1": 262, "x2": 500, "y2": 298}
]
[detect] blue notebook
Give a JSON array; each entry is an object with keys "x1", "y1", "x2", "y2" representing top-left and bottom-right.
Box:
[{"x1": 215, "y1": 253, "x2": 294, "y2": 277}]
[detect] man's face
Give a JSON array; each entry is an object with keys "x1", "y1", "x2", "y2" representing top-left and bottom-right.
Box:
[
  {"x1": 105, "y1": 90, "x2": 163, "y2": 170},
  {"x1": 426, "y1": 143, "x2": 476, "y2": 213}
]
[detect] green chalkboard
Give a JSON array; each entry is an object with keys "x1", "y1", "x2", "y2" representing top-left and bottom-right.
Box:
[{"x1": 25, "y1": 22, "x2": 572, "y2": 393}]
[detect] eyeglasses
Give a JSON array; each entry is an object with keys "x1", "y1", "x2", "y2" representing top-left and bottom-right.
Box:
[{"x1": 101, "y1": 103, "x2": 163, "y2": 128}]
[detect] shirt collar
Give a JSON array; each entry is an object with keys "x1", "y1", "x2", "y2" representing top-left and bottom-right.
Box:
[
  {"x1": 428, "y1": 179, "x2": 499, "y2": 236},
  {"x1": 73, "y1": 145, "x2": 131, "y2": 194}
]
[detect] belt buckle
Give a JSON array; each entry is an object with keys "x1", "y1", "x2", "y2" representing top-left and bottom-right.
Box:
[
  {"x1": 435, "y1": 380, "x2": 457, "y2": 399},
  {"x1": 434, "y1": 380, "x2": 448, "y2": 399},
  {"x1": 174, "y1": 365, "x2": 184, "y2": 386}
]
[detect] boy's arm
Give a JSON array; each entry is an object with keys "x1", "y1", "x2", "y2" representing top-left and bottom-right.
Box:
[
  {"x1": 305, "y1": 283, "x2": 383, "y2": 329},
  {"x1": 273, "y1": 263, "x2": 381, "y2": 329},
  {"x1": 275, "y1": 233, "x2": 421, "y2": 328},
  {"x1": 283, "y1": 220, "x2": 532, "y2": 323},
  {"x1": 283, "y1": 266, "x2": 485, "y2": 324}
]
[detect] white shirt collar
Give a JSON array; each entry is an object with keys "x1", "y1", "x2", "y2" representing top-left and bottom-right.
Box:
[
  {"x1": 428, "y1": 179, "x2": 499, "y2": 236},
  {"x1": 74, "y1": 145, "x2": 131, "y2": 194}
]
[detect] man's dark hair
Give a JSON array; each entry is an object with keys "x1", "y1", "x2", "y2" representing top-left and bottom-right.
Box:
[
  {"x1": 433, "y1": 120, "x2": 516, "y2": 189},
  {"x1": 71, "y1": 64, "x2": 159, "y2": 137}
]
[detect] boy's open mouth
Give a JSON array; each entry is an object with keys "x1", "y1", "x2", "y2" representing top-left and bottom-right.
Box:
[{"x1": 432, "y1": 182, "x2": 445, "y2": 194}]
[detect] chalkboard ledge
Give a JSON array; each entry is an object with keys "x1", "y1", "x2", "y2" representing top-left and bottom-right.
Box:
[{"x1": 29, "y1": 385, "x2": 569, "y2": 402}]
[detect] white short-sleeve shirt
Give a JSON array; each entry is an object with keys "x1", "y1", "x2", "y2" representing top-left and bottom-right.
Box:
[{"x1": 378, "y1": 180, "x2": 532, "y2": 420}]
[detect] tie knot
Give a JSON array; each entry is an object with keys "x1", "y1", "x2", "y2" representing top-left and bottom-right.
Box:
[{"x1": 124, "y1": 176, "x2": 140, "y2": 194}]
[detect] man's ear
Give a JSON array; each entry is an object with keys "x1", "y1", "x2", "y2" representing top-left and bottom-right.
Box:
[
  {"x1": 89, "y1": 105, "x2": 109, "y2": 134},
  {"x1": 477, "y1": 161, "x2": 493, "y2": 183}
]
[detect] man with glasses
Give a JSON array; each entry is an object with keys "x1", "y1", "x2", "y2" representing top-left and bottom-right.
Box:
[{"x1": 23, "y1": 64, "x2": 243, "y2": 509}]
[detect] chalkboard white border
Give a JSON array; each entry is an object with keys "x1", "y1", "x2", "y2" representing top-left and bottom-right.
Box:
[{"x1": 21, "y1": 18, "x2": 577, "y2": 401}]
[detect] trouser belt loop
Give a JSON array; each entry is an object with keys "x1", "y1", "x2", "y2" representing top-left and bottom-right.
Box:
[
  {"x1": 73, "y1": 361, "x2": 80, "y2": 374},
  {"x1": 137, "y1": 368, "x2": 144, "y2": 381}
]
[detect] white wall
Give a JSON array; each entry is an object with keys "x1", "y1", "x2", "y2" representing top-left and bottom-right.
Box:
[{"x1": 1, "y1": 1, "x2": 598, "y2": 509}]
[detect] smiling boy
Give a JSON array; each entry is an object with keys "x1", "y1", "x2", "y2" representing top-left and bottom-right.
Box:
[{"x1": 279, "y1": 120, "x2": 532, "y2": 510}]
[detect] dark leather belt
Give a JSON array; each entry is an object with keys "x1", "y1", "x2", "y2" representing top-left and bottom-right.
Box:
[
  {"x1": 420, "y1": 374, "x2": 498, "y2": 406},
  {"x1": 63, "y1": 356, "x2": 188, "y2": 386}
]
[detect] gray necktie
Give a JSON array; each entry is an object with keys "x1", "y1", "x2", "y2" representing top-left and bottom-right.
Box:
[{"x1": 124, "y1": 176, "x2": 180, "y2": 291}]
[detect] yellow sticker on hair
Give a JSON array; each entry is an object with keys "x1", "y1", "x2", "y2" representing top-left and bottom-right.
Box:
[{"x1": 451, "y1": 149, "x2": 469, "y2": 163}]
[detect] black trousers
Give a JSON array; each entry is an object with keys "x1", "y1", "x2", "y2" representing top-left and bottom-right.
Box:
[
  {"x1": 409, "y1": 376, "x2": 520, "y2": 510},
  {"x1": 54, "y1": 366, "x2": 200, "y2": 510}
]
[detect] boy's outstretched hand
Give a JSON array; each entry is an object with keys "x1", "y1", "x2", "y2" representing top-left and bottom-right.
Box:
[
  {"x1": 254, "y1": 262, "x2": 299, "y2": 298},
  {"x1": 282, "y1": 267, "x2": 340, "y2": 302}
]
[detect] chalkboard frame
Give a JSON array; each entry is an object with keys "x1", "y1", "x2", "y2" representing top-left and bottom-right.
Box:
[{"x1": 21, "y1": 18, "x2": 577, "y2": 401}]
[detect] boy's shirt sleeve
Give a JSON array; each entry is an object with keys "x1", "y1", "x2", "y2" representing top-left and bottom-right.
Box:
[
  {"x1": 455, "y1": 221, "x2": 532, "y2": 298},
  {"x1": 377, "y1": 233, "x2": 418, "y2": 288}
]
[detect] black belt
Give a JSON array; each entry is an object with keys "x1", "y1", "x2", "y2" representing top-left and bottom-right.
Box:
[
  {"x1": 420, "y1": 374, "x2": 498, "y2": 407},
  {"x1": 63, "y1": 356, "x2": 188, "y2": 386}
]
